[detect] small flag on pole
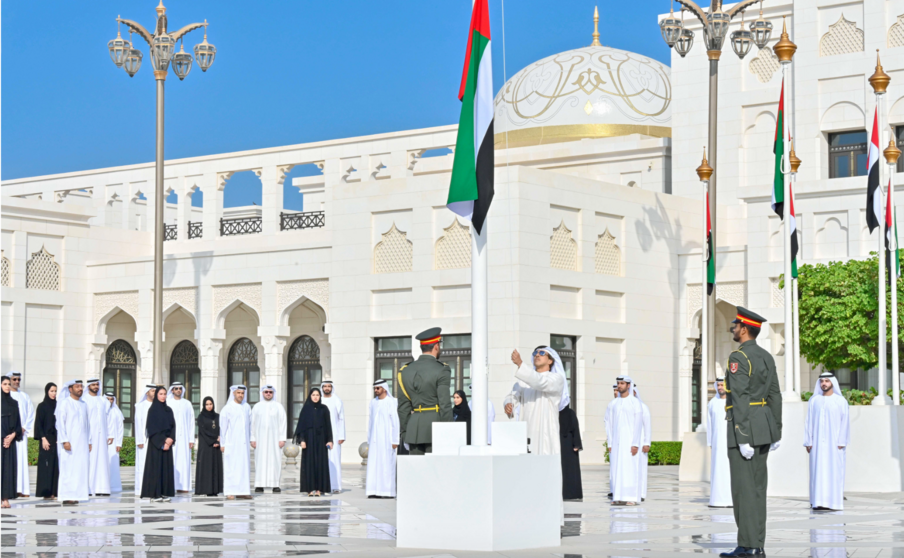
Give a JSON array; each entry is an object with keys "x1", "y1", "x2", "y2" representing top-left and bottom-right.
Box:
[
  {"x1": 866, "y1": 108, "x2": 882, "y2": 233},
  {"x1": 706, "y1": 192, "x2": 715, "y2": 295},
  {"x1": 887, "y1": 180, "x2": 901, "y2": 283},
  {"x1": 771, "y1": 80, "x2": 799, "y2": 278},
  {"x1": 447, "y1": 0, "x2": 494, "y2": 235}
]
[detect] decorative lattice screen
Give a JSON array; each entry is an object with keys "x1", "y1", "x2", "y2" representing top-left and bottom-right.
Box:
[
  {"x1": 595, "y1": 229, "x2": 621, "y2": 276},
  {"x1": 550, "y1": 221, "x2": 578, "y2": 271},
  {"x1": 748, "y1": 47, "x2": 779, "y2": 84},
  {"x1": 374, "y1": 223, "x2": 413, "y2": 274},
  {"x1": 820, "y1": 16, "x2": 864, "y2": 57},
  {"x1": 26, "y1": 246, "x2": 60, "y2": 291},
  {"x1": 1, "y1": 252, "x2": 10, "y2": 288},
  {"x1": 435, "y1": 219, "x2": 471, "y2": 270}
]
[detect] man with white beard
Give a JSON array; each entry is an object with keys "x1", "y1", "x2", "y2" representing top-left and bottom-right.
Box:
[
  {"x1": 133, "y1": 385, "x2": 156, "y2": 496},
  {"x1": 366, "y1": 380, "x2": 399, "y2": 498},
  {"x1": 251, "y1": 384, "x2": 287, "y2": 493},
  {"x1": 804, "y1": 372, "x2": 850, "y2": 511},
  {"x1": 707, "y1": 378, "x2": 732, "y2": 507},
  {"x1": 6, "y1": 372, "x2": 34, "y2": 498},
  {"x1": 84, "y1": 378, "x2": 112, "y2": 496},
  {"x1": 606, "y1": 376, "x2": 643, "y2": 506},
  {"x1": 105, "y1": 393, "x2": 124, "y2": 493},
  {"x1": 166, "y1": 382, "x2": 195, "y2": 493},
  {"x1": 221, "y1": 385, "x2": 252, "y2": 500},
  {"x1": 320, "y1": 381, "x2": 345, "y2": 494},
  {"x1": 504, "y1": 346, "x2": 566, "y2": 455},
  {"x1": 56, "y1": 380, "x2": 90, "y2": 506}
]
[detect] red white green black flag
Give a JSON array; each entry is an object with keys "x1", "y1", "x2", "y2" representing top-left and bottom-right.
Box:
[
  {"x1": 771, "y1": 79, "x2": 798, "y2": 278},
  {"x1": 887, "y1": 180, "x2": 901, "y2": 283}
]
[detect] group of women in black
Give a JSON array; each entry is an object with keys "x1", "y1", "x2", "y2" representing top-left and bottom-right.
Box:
[{"x1": 2, "y1": 380, "x2": 59, "y2": 508}]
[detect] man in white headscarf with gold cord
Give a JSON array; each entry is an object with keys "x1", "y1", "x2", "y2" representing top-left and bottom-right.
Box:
[{"x1": 804, "y1": 371, "x2": 849, "y2": 511}]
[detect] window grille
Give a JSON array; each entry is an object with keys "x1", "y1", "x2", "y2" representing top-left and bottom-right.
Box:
[
  {"x1": 220, "y1": 216, "x2": 262, "y2": 236},
  {"x1": 164, "y1": 224, "x2": 177, "y2": 241},
  {"x1": 188, "y1": 221, "x2": 203, "y2": 239},
  {"x1": 25, "y1": 246, "x2": 60, "y2": 291},
  {"x1": 281, "y1": 211, "x2": 325, "y2": 231}
]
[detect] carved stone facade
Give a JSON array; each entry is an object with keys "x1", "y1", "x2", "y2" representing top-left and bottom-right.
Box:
[
  {"x1": 770, "y1": 277, "x2": 784, "y2": 308},
  {"x1": 163, "y1": 287, "x2": 198, "y2": 319},
  {"x1": 277, "y1": 279, "x2": 330, "y2": 319},
  {"x1": 748, "y1": 47, "x2": 779, "y2": 84},
  {"x1": 212, "y1": 283, "x2": 263, "y2": 324},
  {"x1": 374, "y1": 223, "x2": 413, "y2": 274},
  {"x1": 1, "y1": 251, "x2": 9, "y2": 288},
  {"x1": 94, "y1": 291, "x2": 140, "y2": 328},
  {"x1": 550, "y1": 221, "x2": 578, "y2": 271},
  {"x1": 686, "y1": 282, "x2": 748, "y2": 327},
  {"x1": 889, "y1": 15, "x2": 904, "y2": 48},
  {"x1": 435, "y1": 219, "x2": 471, "y2": 270},
  {"x1": 25, "y1": 246, "x2": 60, "y2": 291},
  {"x1": 820, "y1": 15, "x2": 864, "y2": 57},
  {"x1": 594, "y1": 229, "x2": 621, "y2": 276}
]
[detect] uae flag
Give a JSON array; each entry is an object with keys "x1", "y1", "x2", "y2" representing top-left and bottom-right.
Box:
[
  {"x1": 705, "y1": 192, "x2": 715, "y2": 295},
  {"x1": 447, "y1": 0, "x2": 494, "y2": 235},
  {"x1": 771, "y1": 80, "x2": 799, "y2": 278},
  {"x1": 866, "y1": 108, "x2": 882, "y2": 233},
  {"x1": 887, "y1": 180, "x2": 901, "y2": 283}
]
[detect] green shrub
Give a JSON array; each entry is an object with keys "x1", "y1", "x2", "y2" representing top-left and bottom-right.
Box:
[
  {"x1": 28, "y1": 437, "x2": 137, "y2": 466},
  {"x1": 602, "y1": 441, "x2": 682, "y2": 465},
  {"x1": 27, "y1": 438, "x2": 38, "y2": 465},
  {"x1": 801, "y1": 391, "x2": 813, "y2": 402}
]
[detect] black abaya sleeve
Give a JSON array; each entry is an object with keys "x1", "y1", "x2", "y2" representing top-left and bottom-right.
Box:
[
  {"x1": 571, "y1": 410, "x2": 583, "y2": 451},
  {"x1": 323, "y1": 407, "x2": 333, "y2": 445}
]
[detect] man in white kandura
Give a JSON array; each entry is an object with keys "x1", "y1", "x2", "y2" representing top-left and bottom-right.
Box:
[
  {"x1": 251, "y1": 384, "x2": 287, "y2": 493},
  {"x1": 633, "y1": 385, "x2": 652, "y2": 502},
  {"x1": 7, "y1": 372, "x2": 34, "y2": 497},
  {"x1": 707, "y1": 377, "x2": 732, "y2": 507},
  {"x1": 221, "y1": 385, "x2": 252, "y2": 500},
  {"x1": 85, "y1": 378, "x2": 112, "y2": 496},
  {"x1": 166, "y1": 382, "x2": 195, "y2": 493},
  {"x1": 105, "y1": 393, "x2": 125, "y2": 493},
  {"x1": 133, "y1": 384, "x2": 156, "y2": 496},
  {"x1": 504, "y1": 346, "x2": 566, "y2": 455},
  {"x1": 321, "y1": 380, "x2": 345, "y2": 494},
  {"x1": 606, "y1": 376, "x2": 643, "y2": 506},
  {"x1": 366, "y1": 380, "x2": 400, "y2": 498},
  {"x1": 503, "y1": 382, "x2": 521, "y2": 421},
  {"x1": 607, "y1": 383, "x2": 617, "y2": 499},
  {"x1": 804, "y1": 371, "x2": 850, "y2": 511},
  {"x1": 56, "y1": 380, "x2": 90, "y2": 506},
  {"x1": 468, "y1": 384, "x2": 496, "y2": 443}
]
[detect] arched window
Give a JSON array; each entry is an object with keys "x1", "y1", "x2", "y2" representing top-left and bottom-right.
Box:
[
  {"x1": 170, "y1": 340, "x2": 201, "y2": 419},
  {"x1": 287, "y1": 335, "x2": 322, "y2": 435},
  {"x1": 226, "y1": 338, "x2": 260, "y2": 406},
  {"x1": 103, "y1": 339, "x2": 136, "y2": 436}
]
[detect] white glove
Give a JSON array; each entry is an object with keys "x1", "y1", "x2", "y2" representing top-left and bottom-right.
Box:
[
  {"x1": 769, "y1": 441, "x2": 781, "y2": 451},
  {"x1": 739, "y1": 443, "x2": 754, "y2": 460},
  {"x1": 403, "y1": 443, "x2": 410, "y2": 451}
]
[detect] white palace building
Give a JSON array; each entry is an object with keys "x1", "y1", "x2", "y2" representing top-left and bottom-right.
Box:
[{"x1": 2, "y1": 0, "x2": 902, "y2": 465}]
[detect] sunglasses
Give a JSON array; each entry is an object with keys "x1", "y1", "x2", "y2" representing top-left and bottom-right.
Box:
[
  {"x1": 532, "y1": 349, "x2": 549, "y2": 357},
  {"x1": 263, "y1": 391, "x2": 274, "y2": 395}
]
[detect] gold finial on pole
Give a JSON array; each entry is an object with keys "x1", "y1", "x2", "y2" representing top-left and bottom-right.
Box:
[
  {"x1": 591, "y1": 6, "x2": 601, "y2": 47},
  {"x1": 884, "y1": 136, "x2": 901, "y2": 165},
  {"x1": 870, "y1": 50, "x2": 891, "y2": 95},
  {"x1": 774, "y1": 16, "x2": 797, "y2": 64},
  {"x1": 789, "y1": 138, "x2": 802, "y2": 173},
  {"x1": 697, "y1": 147, "x2": 714, "y2": 182},
  {"x1": 156, "y1": 0, "x2": 166, "y2": 17}
]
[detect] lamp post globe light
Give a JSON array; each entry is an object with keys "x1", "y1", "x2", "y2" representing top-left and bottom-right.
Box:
[
  {"x1": 107, "y1": 1, "x2": 216, "y2": 385},
  {"x1": 660, "y1": 0, "x2": 771, "y2": 426}
]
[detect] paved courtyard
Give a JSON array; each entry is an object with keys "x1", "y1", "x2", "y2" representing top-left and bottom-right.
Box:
[{"x1": 1, "y1": 463, "x2": 902, "y2": 557}]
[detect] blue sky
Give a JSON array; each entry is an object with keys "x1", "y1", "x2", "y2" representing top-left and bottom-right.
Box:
[{"x1": 1, "y1": 0, "x2": 671, "y2": 210}]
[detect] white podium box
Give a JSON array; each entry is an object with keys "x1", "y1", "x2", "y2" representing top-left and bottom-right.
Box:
[
  {"x1": 396, "y1": 422, "x2": 561, "y2": 551},
  {"x1": 766, "y1": 401, "x2": 808, "y2": 498},
  {"x1": 678, "y1": 430, "x2": 710, "y2": 482}
]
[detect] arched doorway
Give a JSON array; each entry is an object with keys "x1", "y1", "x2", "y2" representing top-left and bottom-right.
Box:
[
  {"x1": 170, "y1": 340, "x2": 201, "y2": 418},
  {"x1": 287, "y1": 335, "x2": 322, "y2": 435},
  {"x1": 227, "y1": 338, "x2": 261, "y2": 406},
  {"x1": 103, "y1": 339, "x2": 136, "y2": 436}
]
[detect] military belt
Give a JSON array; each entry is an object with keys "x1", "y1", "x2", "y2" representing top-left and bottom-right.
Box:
[
  {"x1": 413, "y1": 405, "x2": 439, "y2": 413},
  {"x1": 750, "y1": 399, "x2": 767, "y2": 406}
]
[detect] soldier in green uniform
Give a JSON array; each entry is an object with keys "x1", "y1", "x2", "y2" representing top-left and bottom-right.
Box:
[
  {"x1": 720, "y1": 307, "x2": 783, "y2": 558},
  {"x1": 397, "y1": 328, "x2": 453, "y2": 455}
]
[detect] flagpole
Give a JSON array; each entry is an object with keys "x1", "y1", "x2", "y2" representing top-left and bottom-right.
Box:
[
  {"x1": 697, "y1": 150, "x2": 713, "y2": 433},
  {"x1": 471, "y1": 222, "x2": 489, "y2": 445},
  {"x1": 871, "y1": 52, "x2": 891, "y2": 405},
  {"x1": 790, "y1": 141, "x2": 802, "y2": 396},
  {"x1": 885, "y1": 142, "x2": 901, "y2": 405}
]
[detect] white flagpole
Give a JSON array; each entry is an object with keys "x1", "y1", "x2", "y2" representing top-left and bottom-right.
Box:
[
  {"x1": 471, "y1": 222, "x2": 489, "y2": 445},
  {"x1": 781, "y1": 64, "x2": 795, "y2": 397},
  {"x1": 700, "y1": 181, "x2": 709, "y2": 433},
  {"x1": 789, "y1": 55, "x2": 802, "y2": 396},
  {"x1": 889, "y1": 154, "x2": 900, "y2": 406},
  {"x1": 877, "y1": 93, "x2": 890, "y2": 405}
]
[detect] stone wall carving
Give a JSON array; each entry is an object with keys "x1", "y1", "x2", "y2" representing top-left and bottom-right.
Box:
[
  {"x1": 686, "y1": 282, "x2": 748, "y2": 327},
  {"x1": 163, "y1": 287, "x2": 198, "y2": 319},
  {"x1": 277, "y1": 279, "x2": 330, "y2": 320},
  {"x1": 374, "y1": 223, "x2": 413, "y2": 273},
  {"x1": 26, "y1": 246, "x2": 60, "y2": 291},
  {"x1": 94, "y1": 291, "x2": 140, "y2": 328},
  {"x1": 820, "y1": 15, "x2": 864, "y2": 57},
  {"x1": 595, "y1": 229, "x2": 621, "y2": 276},
  {"x1": 889, "y1": 15, "x2": 904, "y2": 48},
  {"x1": 748, "y1": 47, "x2": 779, "y2": 83},
  {"x1": 435, "y1": 219, "x2": 471, "y2": 270},
  {"x1": 770, "y1": 277, "x2": 784, "y2": 308},
  {"x1": 1, "y1": 251, "x2": 9, "y2": 288},
  {"x1": 687, "y1": 284, "x2": 702, "y2": 327},
  {"x1": 212, "y1": 283, "x2": 262, "y2": 324},
  {"x1": 550, "y1": 221, "x2": 578, "y2": 271}
]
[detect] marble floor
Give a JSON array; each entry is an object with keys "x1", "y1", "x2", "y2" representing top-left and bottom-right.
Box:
[{"x1": 1, "y1": 463, "x2": 902, "y2": 557}]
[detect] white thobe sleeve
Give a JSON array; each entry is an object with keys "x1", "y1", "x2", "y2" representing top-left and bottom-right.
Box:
[
  {"x1": 23, "y1": 395, "x2": 35, "y2": 434},
  {"x1": 514, "y1": 364, "x2": 563, "y2": 394},
  {"x1": 642, "y1": 406, "x2": 651, "y2": 446},
  {"x1": 706, "y1": 402, "x2": 714, "y2": 448},
  {"x1": 135, "y1": 404, "x2": 147, "y2": 447},
  {"x1": 110, "y1": 411, "x2": 124, "y2": 447},
  {"x1": 390, "y1": 403, "x2": 400, "y2": 444},
  {"x1": 503, "y1": 382, "x2": 523, "y2": 408},
  {"x1": 336, "y1": 400, "x2": 346, "y2": 441},
  {"x1": 836, "y1": 399, "x2": 850, "y2": 448},
  {"x1": 279, "y1": 405, "x2": 288, "y2": 443},
  {"x1": 221, "y1": 408, "x2": 232, "y2": 448},
  {"x1": 367, "y1": 400, "x2": 376, "y2": 443},
  {"x1": 605, "y1": 402, "x2": 613, "y2": 443},
  {"x1": 57, "y1": 403, "x2": 70, "y2": 445},
  {"x1": 250, "y1": 407, "x2": 260, "y2": 443},
  {"x1": 631, "y1": 402, "x2": 643, "y2": 448},
  {"x1": 803, "y1": 397, "x2": 815, "y2": 447}
]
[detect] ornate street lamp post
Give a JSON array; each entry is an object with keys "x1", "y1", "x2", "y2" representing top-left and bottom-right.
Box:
[
  {"x1": 661, "y1": 0, "x2": 770, "y2": 429},
  {"x1": 108, "y1": 1, "x2": 216, "y2": 385}
]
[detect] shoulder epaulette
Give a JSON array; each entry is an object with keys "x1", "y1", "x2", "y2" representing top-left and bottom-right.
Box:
[{"x1": 399, "y1": 361, "x2": 413, "y2": 370}]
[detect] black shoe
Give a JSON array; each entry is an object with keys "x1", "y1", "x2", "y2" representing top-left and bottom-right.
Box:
[
  {"x1": 750, "y1": 550, "x2": 765, "y2": 556},
  {"x1": 254, "y1": 487, "x2": 264, "y2": 493},
  {"x1": 272, "y1": 487, "x2": 281, "y2": 493},
  {"x1": 720, "y1": 548, "x2": 754, "y2": 557}
]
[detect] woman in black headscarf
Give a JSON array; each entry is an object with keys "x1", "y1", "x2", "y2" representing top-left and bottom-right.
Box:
[
  {"x1": 452, "y1": 390, "x2": 472, "y2": 445},
  {"x1": 195, "y1": 396, "x2": 223, "y2": 497},
  {"x1": 34, "y1": 382, "x2": 59, "y2": 500},
  {"x1": 294, "y1": 388, "x2": 333, "y2": 496},
  {"x1": 2, "y1": 376, "x2": 23, "y2": 508},
  {"x1": 141, "y1": 386, "x2": 176, "y2": 502}
]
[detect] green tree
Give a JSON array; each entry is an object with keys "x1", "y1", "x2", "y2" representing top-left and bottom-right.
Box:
[{"x1": 789, "y1": 252, "x2": 903, "y2": 372}]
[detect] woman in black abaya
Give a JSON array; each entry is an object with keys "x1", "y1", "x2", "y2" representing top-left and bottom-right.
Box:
[
  {"x1": 195, "y1": 396, "x2": 223, "y2": 497},
  {"x1": 34, "y1": 382, "x2": 59, "y2": 500},
  {"x1": 294, "y1": 388, "x2": 333, "y2": 496},
  {"x1": 2, "y1": 376, "x2": 23, "y2": 508},
  {"x1": 559, "y1": 404, "x2": 584, "y2": 500},
  {"x1": 141, "y1": 386, "x2": 176, "y2": 502},
  {"x1": 452, "y1": 390, "x2": 472, "y2": 445}
]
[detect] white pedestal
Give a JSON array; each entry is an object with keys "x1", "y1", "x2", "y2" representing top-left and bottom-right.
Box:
[
  {"x1": 767, "y1": 401, "x2": 809, "y2": 498},
  {"x1": 678, "y1": 431, "x2": 710, "y2": 482}
]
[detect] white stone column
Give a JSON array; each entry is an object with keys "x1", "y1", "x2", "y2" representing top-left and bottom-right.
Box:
[
  {"x1": 260, "y1": 165, "x2": 293, "y2": 235},
  {"x1": 176, "y1": 177, "x2": 194, "y2": 241},
  {"x1": 199, "y1": 338, "x2": 224, "y2": 404},
  {"x1": 136, "y1": 339, "x2": 154, "y2": 387},
  {"x1": 678, "y1": 338, "x2": 697, "y2": 435},
  {"x1": 86, "y1": 343, "x2": 106, "y2": 380},
  {"x1": 261, "y1": 335, "x2": 288, "y2": 408},
  {"x1": 203, "y1": 172, "x2": 229, "y2": 240}
]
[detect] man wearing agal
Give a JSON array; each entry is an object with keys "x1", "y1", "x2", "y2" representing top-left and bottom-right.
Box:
[
  {"x1": 397, "y1": 328, "x2": 452, "y2": 455},
  {"x1": 721, "y1": 307, "x2": 783, "y2": 558}
]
